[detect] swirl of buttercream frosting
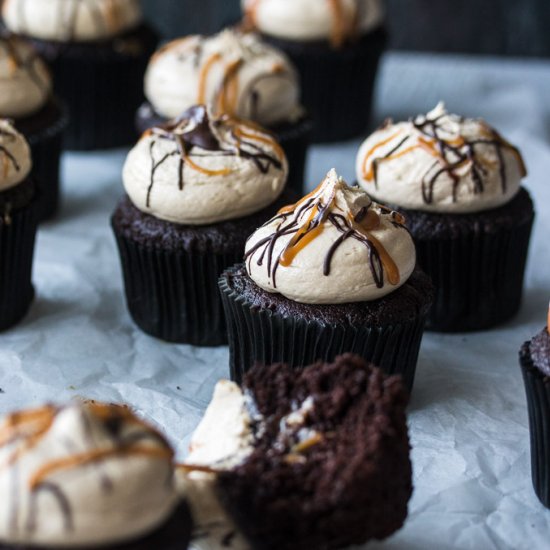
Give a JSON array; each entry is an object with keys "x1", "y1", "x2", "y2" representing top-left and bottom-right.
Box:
[
  {"x1": 123, "y1": 105, "x2": 288, "y2": 225},
  {"x1": 144, "y1": 29, "x2": 302, "y2": 127},
  {"x1": 2, "y1": 0, "x2": 142, "y2": 42},
  {"x1": 0, "y1": 119, "x2": 32, "y2": 191},
  {"x1": 355, "y1": 102, "x2": 527, "y2": 214},
  {"x1": 0, "y1": 36, "x2": 52, "y2": 118},
  {"x1": 0, "y1": 401, "x2": 180, "y2": 547},
  {"x1": 245, "y1": 168, "x2": 416, "y2": 304},
  {"x1": 242, "y1": 0, "x2": 384, "y2": 46}
]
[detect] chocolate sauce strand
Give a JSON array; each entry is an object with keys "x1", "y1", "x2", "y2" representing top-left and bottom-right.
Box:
[
  {"x1": 28, "y1": 482, "x2": 73, "y2": 534},
  {"x1": 324, "y1": 230, "x2": 352, "y2": 276}
]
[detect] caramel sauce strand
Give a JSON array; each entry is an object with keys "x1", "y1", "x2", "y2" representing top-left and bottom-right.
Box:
[{"x1": 328, "y1": 0, "x2": 347, "y2": 48}]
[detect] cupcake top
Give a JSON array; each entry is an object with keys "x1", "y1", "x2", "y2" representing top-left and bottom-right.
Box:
[
  {"x1": 0, "y1": 401, "x2": 180, "y2": 547},
  {"x1": 530, "y1": 305, "x2": 550, "y2": 377},
  {"x1": 0, "y1": 119, "x2": 32, "y2": 191},
  {"x1": 179, "y1": 354, "x2": 411, "y2": 550},
  {"x1": 242, "y1": 0, "x2": 384, "y2": 46},
  {"x1": 144, "y1": 29, "x2": 302, "y2": 127},
  {"x1": 0, "y1": 36, "x2": 52, "y2": 118},
  {"x1": 356, "y1": 102, "x2": 527, "y2": 214},
  {"x1": 2, "y1": 0, "x2": 142, "y2": 43},
  {"x1": 245, "y1": 168, "x2": 416, "y2": 304},
  {"x1": 123, "y1": 105, "x2": 288, "y2": 225}
]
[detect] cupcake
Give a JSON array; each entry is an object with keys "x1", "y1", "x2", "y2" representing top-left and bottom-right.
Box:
[
  {"x1": 136, "y1": 29, "x2": 311, "y2": 194},
  {"x1": 0, "y1": 120, "x2": 38, "y2": 331},
  {"x1": 520, "y1": 305, "x2": 550, "y2": 508},
  {"x1": 112, "y1": 105, "x2": 291, "y2": 346},
  {"x1": 219, "y1": 168, "x2": 434, "y2": 390},
  {"x1": 242, "y1": 0, "x2": 387, "y2": 143},
  {"x1": 0, "y1": 34, "x2": 67, "y2": 220},
  {"x1": 179, "y1": 354, "x2": 412, "y2": 549},
  {"x1": 2, "y1": 0, "x2": 158, "y2": 150},
  {"x1": 356, "y1": 102, "x2": 535, "y2": 332},
  {"x1": 0, "y1": 401, "x2": 192, "y2": 549}
]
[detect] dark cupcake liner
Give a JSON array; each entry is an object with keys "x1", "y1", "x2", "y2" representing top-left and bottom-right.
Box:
[
  {"x1": 0, "y1": 201, "x2": 38, "y2": 331},
  {"x1": 112, "y1": 227, "x2": 242, "y2": 346},
  {"x1": 263, "y1": 26, "x2": 387, "y2": 143},
  {"x1": 406, "y1": 207, "x2": 534, "y2": 333},
  {"x1": 24, "y1": 103, "x2": 69, "y2": 221},
  {"x1": 30, "y1": 25, "x2": 158, "y2": 150},
  {"x1": 520, "y1": 342, "x2": 550, "y2": 508},
  {"x1": 135, "y1": 103, "x2": 312, "y2": 196},
  {"x1": 219, "y1": 269, "x2": 427, "y2": 392}
]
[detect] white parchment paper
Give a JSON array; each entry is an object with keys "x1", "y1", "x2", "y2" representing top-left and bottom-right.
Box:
[{"x1": 0, "y1": 52, "x2": 549, "y2": 549}]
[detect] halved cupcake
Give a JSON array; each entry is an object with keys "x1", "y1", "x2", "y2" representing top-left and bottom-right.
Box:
[
  {"x1": 220, "y1": 168, "x2": 434, "y2": 390},
  {"x1": 241, "y1": 0, "x2": 387, "y2": 142},
  {"x1": 112, "y1": 105, "x2": 292, "y2": 346},
  {"x1": 0, "y1": 34, "x2": 67, "y2": 220},
  {"x1": 2, "y1": 0, "x2": 158, "y2": 150},
  {"x1": 137, "y1": 29, "x2": 311, "y2": 194},
  {"x1": 356, "y1": 102, "x2": 535, "y2": 332},
  {"x1": 179, "y1": 354, "x2": 412, "y2": 549},
  {"x1": 0, "y1": 401, "x2": 192, "y2": 549}
]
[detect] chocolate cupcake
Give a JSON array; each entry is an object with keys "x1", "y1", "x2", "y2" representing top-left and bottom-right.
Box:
[
  {"x1": 136, "y1": 29, "x2": 311, "y2": 194},
  {"x1": 0, "y1": 35, "x2": 67, "y2": 220},
  {"x1": 356, "y1": 103, "x2": 535, "y2": 332},
  {"x1": 219, "y1": 169, "x2": 434, "y2": 390},
  {"x1": 0, "y1": 401, "x2": 192, "y2": 549},
  {"x1": 0, "y1": 120, "x2": 38, "y2": 331},
  {"x1": 2, "y1": 0, "x2": 158, "y2": 150},
  {"x1": 520, "y1": 306, "x2": 550, "y2": 508},
  {"x1": 242, "y1": 0, "x2": 387, "y2": 143},
  {"x1": 179, "y1": 354, "x2": 412, "y2": 550},
  {"x1": 112, "y1": 105, "x2": 291, "y2": 346}
]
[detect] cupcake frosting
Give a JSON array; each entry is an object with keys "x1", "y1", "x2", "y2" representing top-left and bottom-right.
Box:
[
  {"x1": 242, "y1": 0, "x2": 384, "y2": 46},
  {"x1": 123, "y1": 105, "x2": 288, "y2": 225},
  {"x1": 0, "y1": 36, "x2": 52, "y2": 118},
  {"x1": 245, "y1": 168, "x2": 416, "y2": 304},
  {"x1": 144, "y1": 30, "x2": 302, "y2": 127},
  {"x1": 0, "y1": 120, "x2": 32, "y2": 191},
  {"x1": 0, "y1": 401, "x2": 179, "y2": 547},
  {"x1": 2, "y1": 0, "x2": 142, "y2": 42},
  {"x1": 356, "y1": 102, "x2": 527, "y2": 214}
]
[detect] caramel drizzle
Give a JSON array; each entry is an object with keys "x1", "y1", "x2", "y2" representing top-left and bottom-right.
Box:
[
  {"x1": 144, "y1": 106, "x2": 284, "y2": 208},
  {"x1": 361, "y1": 111, "x2": 527, "y2": 205},
  {"x1": 245, "y1": 178, "x2": 406, "y2": 289}
]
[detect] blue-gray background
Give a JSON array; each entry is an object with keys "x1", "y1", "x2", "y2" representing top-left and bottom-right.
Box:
[{"x1": 142, "y1": 0, "x2": 550, "y2": 57}]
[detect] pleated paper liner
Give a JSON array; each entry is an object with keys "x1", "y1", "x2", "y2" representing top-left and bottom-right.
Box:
[
  {"x1": 219, "y1": 267, "x2": 431, "y2": 392},
  {"x1": 401, "y1": 188, "x2": 535, "y2": 332},
  {"x1": 22, "y1": 101, "x2": 69, "y2": 221},
  {"x1": 520, "y1": 342, "x2": 550, "y2": 508},
  {"x1": 29, "y1": 25, "x2": 158, "y2": 151},
  {"x1": 113, "y1": 229, "x2": 242, "y2": 347},
  {"x1": 0, "y1": 194, "x2": 38, "y2": 331},
  {"x1": 263, "y1": 26, "x2": 387, "y2": 143},
  {"x1": 135, "y1": 103, "x2": 312, "y2": 196}
]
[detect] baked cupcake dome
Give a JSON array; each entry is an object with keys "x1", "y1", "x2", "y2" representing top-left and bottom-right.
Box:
[
  {"x1": 520, "y1": 305, "x2": 550, "y2": 508},
  {"x1": 219, "y1": 169, "x2": 434, "y2": 390},
  {"x1": 0, "y1": 119, "x2": 38, "y2": 331},
  {"x1": 2, "y1": 0, "x2": 158, "y2": 150},
  {"x1": 136, "y1": 29, "x2": 312, "y2": 195},
  {"x1": 112, "y1": 105, "x2": 293, "y2": 346},
  {"x1": 356, "y1": 103, "x2": 535, "y2": 332},
  {"x1": 179, "y1": 354, "x2": 412, "y2": 550},
  {"x1": 242, "y1": 0, "x2": 387, "y2": 143},
  {"x1": 0, "y1": 35, "x2": 67, "y2": 220},
  {"x1": 0, "y1": 401, "x2": 192, "y2": 549}
]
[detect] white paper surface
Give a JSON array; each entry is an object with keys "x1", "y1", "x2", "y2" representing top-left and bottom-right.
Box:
[{"x1": 0, "y1": 52, "x2": 549, "y2": 549}]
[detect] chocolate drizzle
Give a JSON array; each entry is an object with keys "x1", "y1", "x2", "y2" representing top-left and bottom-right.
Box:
[
  {"x1": 0, "y1": 125, "x2": 22, "y2": 176},
  {"x1": 361, "y1": 107, "x2": 527, "y2": 205},
  {"x1": 0, "y1": 403, "x2": 174, "y2": 539},
  {"x1": 144, "y1": 105, "x2": 284, "y2": 208},
  {"x1": 245, "y1": 174, "x2": 406, "y2": 289}
]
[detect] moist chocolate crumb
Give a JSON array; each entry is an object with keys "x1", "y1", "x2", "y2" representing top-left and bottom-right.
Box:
[
  {"x1": 218, "y1": 354, "x2": 412, "y2": 550},
  {"x1": 531, "y1": 328, "x2": 550, "y2": 377}
]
